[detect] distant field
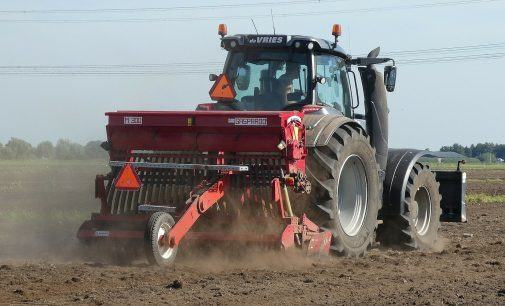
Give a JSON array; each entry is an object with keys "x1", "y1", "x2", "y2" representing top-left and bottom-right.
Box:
[
  {"x1": 0, "y1": 160, "x2": 108, "y2": 259},
  {"x1": 427, "y1": 162, "x2": 505, "y2": 170}
]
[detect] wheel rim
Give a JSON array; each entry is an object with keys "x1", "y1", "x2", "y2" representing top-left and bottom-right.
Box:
[
  {"x1": 157, "y1": 223, "x2": 175, "y2": 259},
  {"x1": 337, "y1": 155, "x2": 368, "y2": 236},
  {"x1": 413, "y1": 186, "x2": 431, "y2": 236}
]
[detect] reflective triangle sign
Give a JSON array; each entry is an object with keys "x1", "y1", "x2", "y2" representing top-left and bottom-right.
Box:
[
  {"x1": 115, "y1": 164, "x2": 142, "y2": 190},
  {"x1": 209, "y1": 74, "x2": 236, "y2": 101}
]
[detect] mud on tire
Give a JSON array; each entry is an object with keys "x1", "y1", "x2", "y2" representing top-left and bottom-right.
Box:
[
  {"x1": 378, "y1": 162, "x2": 442, "y2": 250},
  {"x1": 305, "y1": 124, "x2": 382, "y2": 257}
]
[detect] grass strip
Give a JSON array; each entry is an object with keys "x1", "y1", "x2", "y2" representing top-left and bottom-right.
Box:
[{"x1": 467, "y1": 193, "x2": 505, "y2": 204}]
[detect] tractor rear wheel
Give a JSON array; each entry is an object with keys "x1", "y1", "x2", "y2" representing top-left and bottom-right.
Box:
[
  {"x1": 145, "y1": 212, "x2": 178, "y2": 266},
  {"x1": 378, "y1": 163, "x2": 442, "y2": 250},
  {"x1": 306, "y1": 124, "x2": 382, "y2": 257}
]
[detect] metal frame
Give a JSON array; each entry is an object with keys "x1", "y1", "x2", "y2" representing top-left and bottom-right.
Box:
[{"x1": 110, "y1": 161, "x2": 249, "y2": 172}]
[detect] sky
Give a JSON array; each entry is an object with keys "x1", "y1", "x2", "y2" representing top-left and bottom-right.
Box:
[{"x1": 0, "y1": 0, "x2": 504, "y2": 150}]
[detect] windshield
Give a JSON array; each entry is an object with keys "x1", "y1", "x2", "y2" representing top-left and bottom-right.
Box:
[{"x1": 225, "y1": 50, "x2": 310, "y2": 111}]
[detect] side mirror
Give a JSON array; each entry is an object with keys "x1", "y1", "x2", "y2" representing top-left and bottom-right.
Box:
[
  {"x1": 209, "y1": 74, "x2": 218, "y2": 81},
  {"x1": 384, "y1": 66, "x2": 397, "y2": 92}
]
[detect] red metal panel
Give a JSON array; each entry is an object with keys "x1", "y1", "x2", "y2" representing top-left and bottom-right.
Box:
[
  {"x1": 105, "y1": 110, "x2": 303, "y2": 155},
  {"x1": 106, "y1": 110, "x2": 295, "y2": 129}
]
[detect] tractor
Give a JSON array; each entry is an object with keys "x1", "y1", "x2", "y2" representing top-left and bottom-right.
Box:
[{"x1": 78, "y1": 24, "x2": 467, "y2": 266}]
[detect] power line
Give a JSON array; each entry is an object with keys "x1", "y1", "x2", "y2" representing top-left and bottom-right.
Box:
[
  {"x1": 0, "y1": 0, "x2": 501, "y2": 23},
  {"x1": 0, "y1": 0, "x2": 351, "y2": 14},
  {"x1": 382, "y1": 42, "x2": 505, "y2": 56},
  {"x1": 398, "y1": 52, "x2": 505, "y2": 65},
  {"x1": 0, "y1": 71, "x2": 216, "y2": 75},
  {"x1": 1, "y1": 54, "x2": 503, "y2": 75},
  {"x1": 274, "y1": 0, "x2": 504, "y2": 18},
  {"x1": 1, "y1": 43, "x2": 505, "y2": 76},
  {"x1": 0, "y1": 62, "x2": 223, "y2": 69},
  {"x1": 1, "y1": 41, "x2": 504, "y2": 70},
  {"x1": 354, "y1": 42, "x2": 505, "y2": 57}
]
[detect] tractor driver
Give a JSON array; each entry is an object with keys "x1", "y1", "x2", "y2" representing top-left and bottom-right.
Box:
[{"x1": 274, "y1": 61, "x2": 300, "y2": 108}]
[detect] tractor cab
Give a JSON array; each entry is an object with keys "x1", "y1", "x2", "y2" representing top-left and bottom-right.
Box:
[{"x1": 204, "y1": 24, "x2": 354, "y2": 117}]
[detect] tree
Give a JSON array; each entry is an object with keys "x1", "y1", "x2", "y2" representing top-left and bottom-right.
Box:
[
  {"x1": 496, "y1": 144, "x2": 505, "y2": 159},
  {"x1": 0, "y1": 142, "x2": 14, "y2": 160},
  {"x1": 36, "y1": 141, "x2": 55, "y2": 159},
  {"x1": 55, "y1": 139, "x2": 85, "y2": 160},
  {"x1": 5, "y1": 137, "x2": 34, "y2": 159},
  {"x1": 478, "y1": 152, "x2": 497, "y2": 163},
  {"x1": 440, "y1": 143, "x2": 465, "y2": 156},
  {"x1": 439, "y1": 143, "x2": 505, "y2": 159},
  {"x1": 0, "y1": 146, "x2": 14, "y2": 159},
  {"x1": 84, "y1": 141, "x2": 107, "y2": 159}
]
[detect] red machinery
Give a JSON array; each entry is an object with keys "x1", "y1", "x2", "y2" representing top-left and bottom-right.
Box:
[{"x1": 78, "y1": 109, "x2": 331, "y2": 265}]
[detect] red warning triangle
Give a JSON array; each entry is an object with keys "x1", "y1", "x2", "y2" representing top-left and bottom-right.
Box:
[
  {"x1": 115, "y1": 164, "x2": 142, "y2": 190},
  {"x1": 209, "y1": 74, "x2": 236, "y2": 101}
]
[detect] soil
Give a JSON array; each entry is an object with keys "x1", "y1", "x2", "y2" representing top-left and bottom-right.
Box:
[
  {"x1": 466, "y1": 170, "x2": 505, "y2": 194},
  {"x1": 0, "y1": 162, "x2": 504, "y2": 305}
]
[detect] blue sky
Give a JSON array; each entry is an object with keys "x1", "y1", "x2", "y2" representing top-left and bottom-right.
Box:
[{"x1": 0, "y1": 0, "x2": 504, "y2": 149}]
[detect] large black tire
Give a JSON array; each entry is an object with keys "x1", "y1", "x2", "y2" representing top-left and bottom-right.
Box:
[
  {"x1": 378, "y1": 162, "x2": 442, "y2": 250},
  {"x1": 305, "y1": 124, "x2": 382, "y2": 257},
  {"x1": 145, "y1": 212, "x2": 178, "y2": 266}
]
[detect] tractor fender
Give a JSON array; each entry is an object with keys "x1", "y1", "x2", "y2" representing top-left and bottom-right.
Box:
[
  {"x1": 381, "y1": 149, "x2": 467, "y2": 221},
  {"x1": 303, "y1": 113, "x2": 365, "y2": 147},
  {"x1": 381, "y1": 148, "x2": 427, "y2": 216}
]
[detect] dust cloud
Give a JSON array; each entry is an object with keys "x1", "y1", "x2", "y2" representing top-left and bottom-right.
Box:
[
  {"x1": 0, "y1": 160, "x2": 321, "y2": 270},
  {"x1": 0, "y1": 160, "x2": 105, "y2": 262}
]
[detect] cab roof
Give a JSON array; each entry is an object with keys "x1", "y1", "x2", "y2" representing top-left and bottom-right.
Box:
[{"x1": 221, "y1": 34, "x2": 349, "y2": 59}]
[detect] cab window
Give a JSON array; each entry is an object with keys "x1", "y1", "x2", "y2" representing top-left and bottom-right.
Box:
[
  {"x1": 315, "y1": 54, "x2": 352, "y2": 116},
  {"x1": 226, "y1": 50, "x2": 309, "y2": 111}
]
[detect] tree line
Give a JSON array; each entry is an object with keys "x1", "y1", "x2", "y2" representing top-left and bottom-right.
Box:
[
  {"x1": 0, "y1": 138, "x2": 503, "y2": 162},
  {"x1": 0, "y1": 138, "x2": 108, "y2": 160},
  {"x1": 440, "y1": 142, "x2": 505, "y2": 162}
]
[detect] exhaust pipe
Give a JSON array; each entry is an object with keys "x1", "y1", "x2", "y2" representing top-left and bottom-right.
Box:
[{"x1": 358, "y1": 65, "x2": 388, "y2": 171}]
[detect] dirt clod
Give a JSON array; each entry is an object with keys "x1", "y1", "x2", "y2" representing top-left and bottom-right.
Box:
[
  {"x1": 167, "y1": 279, "x2": 183, "y2": 290},
  {"x1": 485, "y1": 260, "x2": 501, "y2": 266},
  {"x1": 0, "y1": 264, "x2": 11, "y2": 270}
]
